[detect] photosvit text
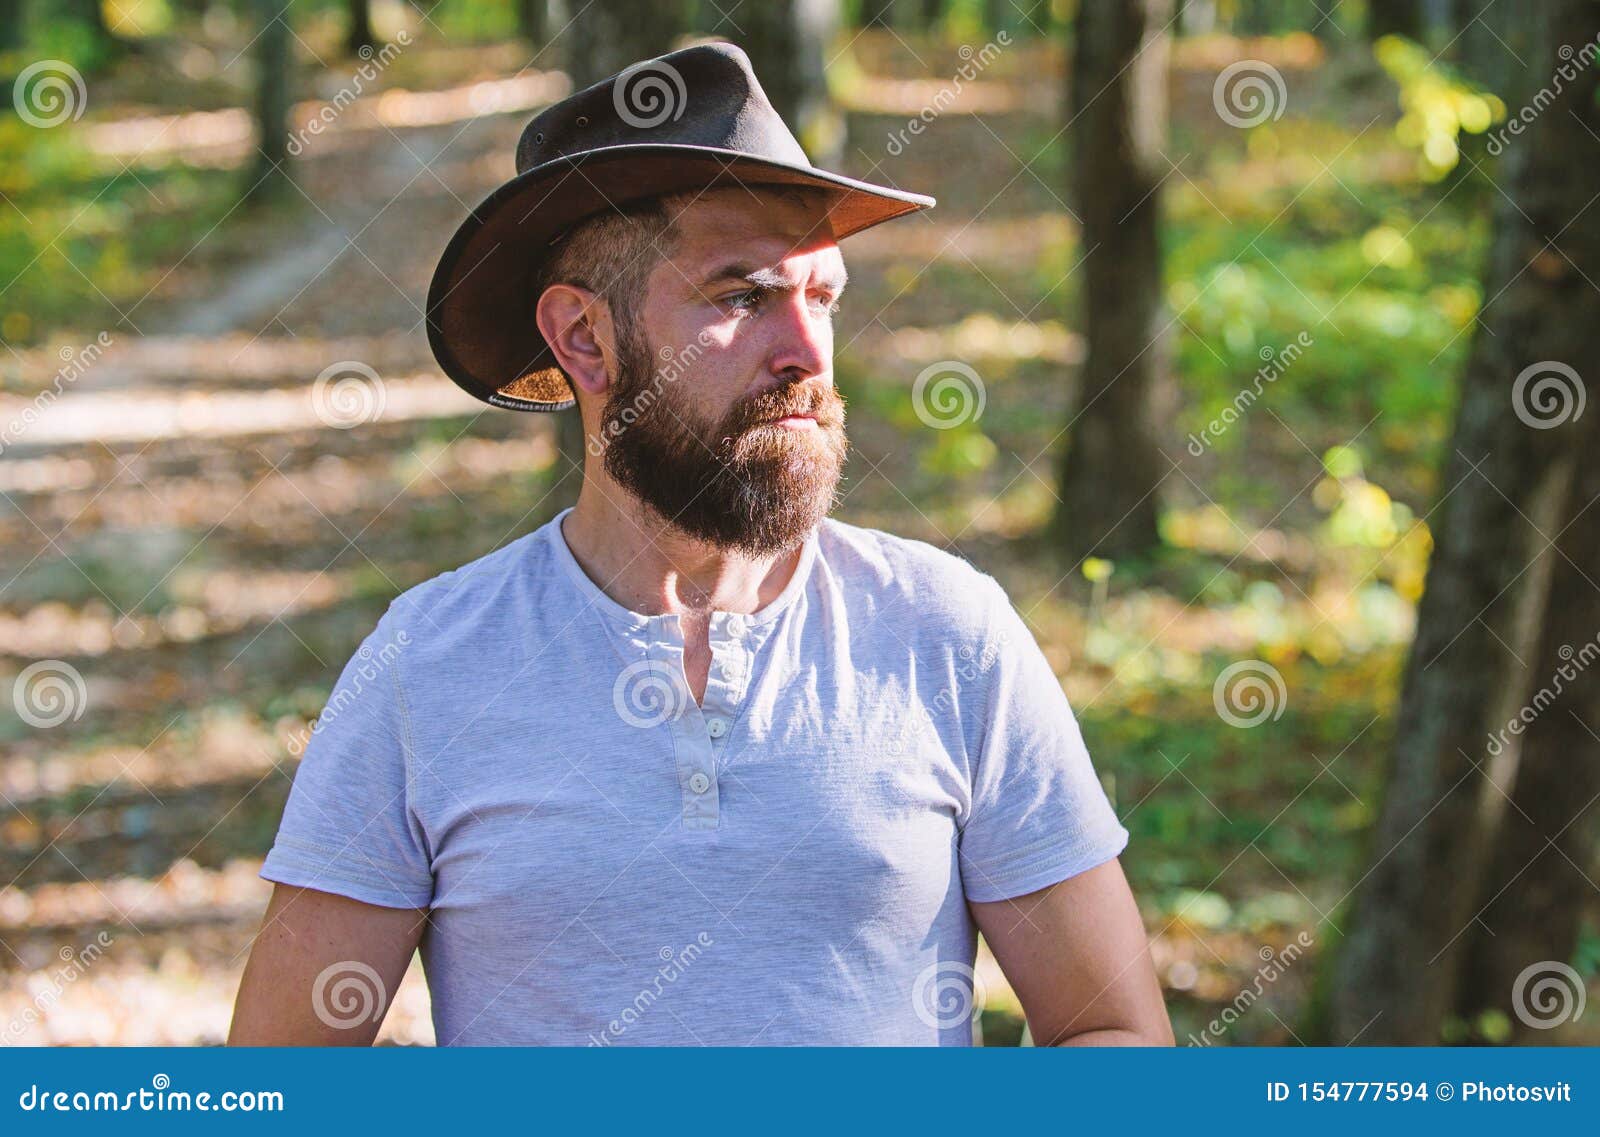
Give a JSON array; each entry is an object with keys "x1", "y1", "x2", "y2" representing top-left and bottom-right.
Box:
[{"x1": 1264, "y1": 1080, "x2": 1573, "y2": 1103}]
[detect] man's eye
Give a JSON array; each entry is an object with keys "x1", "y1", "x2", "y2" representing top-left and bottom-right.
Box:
[{"x1": 727, "y1": 289, "x2": 765, "y2": 312}]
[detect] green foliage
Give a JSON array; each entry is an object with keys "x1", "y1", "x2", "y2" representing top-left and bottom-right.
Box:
[
  {"x1": 0, "y1": 117, "x2": 239, "y2": 354},
  {"x1": 1373, "y1": 34, "x2": 1502, "y2": 181},
  {"x1": 4, "y1": 13, "x2": 115, "y2": 75},
  {"x1": 1164, "y1": 129, "x2": 1483, "y2": 492},
  {"x1": 422, "y1": 0, "x2": 521, "y2": 41}
]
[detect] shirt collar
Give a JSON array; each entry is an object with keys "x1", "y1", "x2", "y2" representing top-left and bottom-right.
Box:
[{"x1": 545, "y1": 506, "x2": 819, "y2": 638}]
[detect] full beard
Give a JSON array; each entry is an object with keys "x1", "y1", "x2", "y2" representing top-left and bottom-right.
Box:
[{"x1": 597, "y1": 324, "x2": 848, "y2": 556}]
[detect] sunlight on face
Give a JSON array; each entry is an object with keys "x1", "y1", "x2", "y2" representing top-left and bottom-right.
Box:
[{"x1": 640, "y1": 186, "x2": 847, "y2": 428}]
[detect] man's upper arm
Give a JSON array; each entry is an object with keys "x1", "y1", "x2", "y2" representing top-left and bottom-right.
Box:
[
  {"x1": 259, "y1": 602, "x2": 436, "y2": 910},
  {"x1": 955, "y1": 575, "x2": 1129, "y2": 903},
  {"x1": 229, "y1": 883, "x2": 427, "y2": 1046},
  {"x1": 970, "y1": 857, "x2": 1172, "y2": 1046},
  {"x1": 237, "y1": 602, "x2": 433, "y2": 1044}
]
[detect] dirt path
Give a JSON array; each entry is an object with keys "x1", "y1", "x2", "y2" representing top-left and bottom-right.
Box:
[{"x1": 0, "y1": 87, "x2": 560, "y2": 1046}]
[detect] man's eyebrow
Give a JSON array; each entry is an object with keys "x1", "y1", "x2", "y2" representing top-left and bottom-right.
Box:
[{"x1": 701, "y1": 262, "x2": 849, "y2": 293}]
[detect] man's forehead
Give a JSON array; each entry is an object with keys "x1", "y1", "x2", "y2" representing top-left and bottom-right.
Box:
[{"x1": 667, "y1": 188, "x2": 843, "y2": 276}]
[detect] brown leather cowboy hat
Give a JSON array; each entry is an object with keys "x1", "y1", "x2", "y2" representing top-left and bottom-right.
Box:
[{"x1": 425, "y1": 40, "x2": 936, "y2": 412}]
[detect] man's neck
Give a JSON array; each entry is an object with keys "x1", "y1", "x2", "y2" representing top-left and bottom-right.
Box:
[{"x1": 561, "y1": 479, "x2": 806, "y2": 620}]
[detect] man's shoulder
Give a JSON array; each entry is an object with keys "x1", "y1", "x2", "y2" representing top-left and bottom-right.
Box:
[
  {"x1": 378, "y1": 521, "x2": 557, "y2": 641},
  {"x1": 816, "y1": 517, "x2": 1005, "y2": 632}
]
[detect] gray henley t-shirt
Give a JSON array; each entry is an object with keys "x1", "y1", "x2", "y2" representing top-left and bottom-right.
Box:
[{"x1": 261, "y1": 508, "x2": 1129, "y2": 1045}]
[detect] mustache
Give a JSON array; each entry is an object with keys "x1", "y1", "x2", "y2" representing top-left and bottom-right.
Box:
[{"x1": 722, "y1": 385, "x2": 846, "y2": 435}]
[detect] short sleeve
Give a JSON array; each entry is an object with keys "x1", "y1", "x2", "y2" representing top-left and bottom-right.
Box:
[
  {"x1": 260, "y1": 603, "x2": 435, "y2": 909},
  {"x1": 956, "y1": 577, "x2": 1129, "y2": 903}
]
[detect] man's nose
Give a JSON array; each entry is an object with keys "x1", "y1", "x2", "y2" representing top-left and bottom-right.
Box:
[{"x1": 764, "y1": 293, "x2": 832, "y2": 382}]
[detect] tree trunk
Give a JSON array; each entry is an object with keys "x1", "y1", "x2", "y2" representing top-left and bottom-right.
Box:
[
  {"x1": 1453, "y1": 403, "x2": 1600, "y2": 1040},
  {"x1": 1015, "y1": 0, "x2": 1052, "y2": 36},
  {"x1": 862, "y1": 0, "x2": 895, "y2": 29},
  {"x1": 517, "y1": 0, "x2": 549, "y2": 47},
  {"x1": 0, "y1": 0, "x2": 24, "y2": 53},
  {"x1": 1233, "y1": 0, "x2": 1273, "y2": 35},
  {"x1": 1050, "y1": 0, "x2": 1169, "y2": 561},
  {"x1": 1449, "y1": 0, "x2": 1530, "y2": 95},
  {"x1": 1177, "y1": 0, "x2": 1218, "y2": 36},
  {"x1": 565, "y1": 0, "x2": 686, "y2": 85},
  {"x1": 742, "y1": 0, "x2": 843, "y2": 169},
  {"x1": 1366, "y1": 0, "x2": 1423, "y2": 40},
  {"x1": 247, "y1": 0, "x2": 294, "y2": 203},
  {"x1": 346, "y1": 0, "x2": 376, "y2": 56},
  {"x1": 1330, "y1": 0, "x2": 1600, "y2": 1045}
]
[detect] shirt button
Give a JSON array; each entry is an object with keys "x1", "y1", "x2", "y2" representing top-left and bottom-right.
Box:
[
  {"x1": 718, "y1": 658, "x2": 743, "y2": 681},
  {"x1": 706, "y1": 717, "x2": 729, "y2": 739},
  {"x1": 687, "y1": 771, "x2": 711, "y2": 794}
]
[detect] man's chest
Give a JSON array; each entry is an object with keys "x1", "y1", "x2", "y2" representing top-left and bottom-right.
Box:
[{"x1": 410, "y1": 685, "x2": 973, "y2": 944}]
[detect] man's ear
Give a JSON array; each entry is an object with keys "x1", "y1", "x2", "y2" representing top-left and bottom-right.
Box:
[{"x1": 535, "y1": 283, "x2": 614, "y2": 399}]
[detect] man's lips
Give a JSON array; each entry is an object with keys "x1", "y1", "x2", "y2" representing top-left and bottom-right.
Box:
[
  {"x1": 746, "y1": 407, "x2": 824, "y2": 430},
  {"x1": 736, "y1": 394, "x2": 842, "y2": 434},
  {"x1": 768, "y1": 413, "x2": 818, "y2": 430}
]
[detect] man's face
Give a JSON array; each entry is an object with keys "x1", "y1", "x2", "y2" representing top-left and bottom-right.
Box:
[{"x1": 597, "y1": 188, "x2": 849, "y2": 556}]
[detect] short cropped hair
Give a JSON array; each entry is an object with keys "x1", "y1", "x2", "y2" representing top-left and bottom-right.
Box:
[
  {"x1": 533, "y1": 191, "x2": 693, "y2": 349},
  {"x1": 533, "y1": 185, "x2": 836, "y2": 389}
]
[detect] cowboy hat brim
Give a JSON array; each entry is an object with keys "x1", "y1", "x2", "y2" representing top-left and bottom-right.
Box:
[{"x1": 425, "y1": 143, "x2": 936, "y2": 412}]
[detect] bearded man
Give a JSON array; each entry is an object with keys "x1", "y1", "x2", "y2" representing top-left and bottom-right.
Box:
[{"x1": 230, "y1": 42, "x2": 1171, "y2": 1048}]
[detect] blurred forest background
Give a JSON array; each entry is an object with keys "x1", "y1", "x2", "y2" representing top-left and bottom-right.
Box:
[{"x1": 1, "y1": 0, "x2": 1598, "y2": 1047}]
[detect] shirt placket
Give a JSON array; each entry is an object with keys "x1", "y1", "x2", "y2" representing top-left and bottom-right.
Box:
[{"x1": 657, "y1": 611, "x2": 755, "y2": 831}]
